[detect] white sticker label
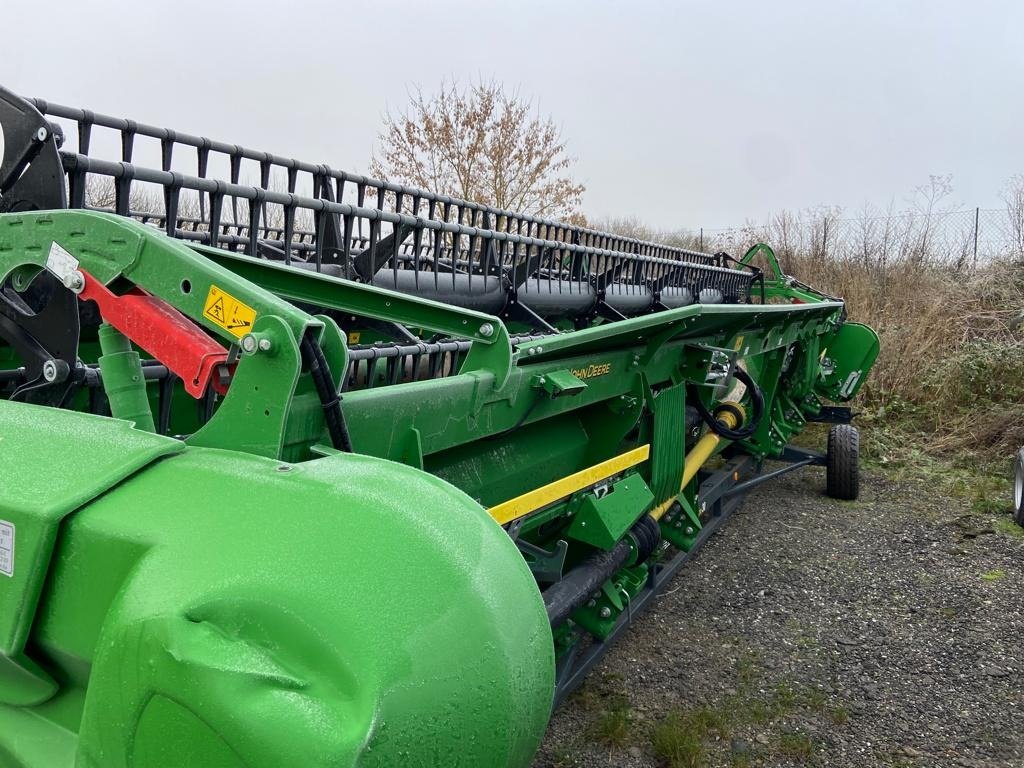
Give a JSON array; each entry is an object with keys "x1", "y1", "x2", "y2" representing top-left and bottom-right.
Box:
[
  {"x1": 839, "y1": 371, "x2": 862, "y2": 399},
  {"x1": 46, "y1": 241, "x2": 80, "y2": 287},
  {"x1": 0, "y1": 520, "x2": 13, "y2": 577}
]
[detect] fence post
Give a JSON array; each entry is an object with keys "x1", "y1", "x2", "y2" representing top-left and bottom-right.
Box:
[
  {"x1": 973, "y1": 207, "x2": 980, "y2": 266},
  {"x1": 699, "y1": 227, "x2": 703, "y2": 251},
  {"x1": 822, "y1": 217, "x2": 829, "y2": 258}
]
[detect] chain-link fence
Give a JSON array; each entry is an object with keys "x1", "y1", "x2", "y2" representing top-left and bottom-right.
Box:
[{"x1": 690, "y1": 208, "x2": 1024, "y2": 266}]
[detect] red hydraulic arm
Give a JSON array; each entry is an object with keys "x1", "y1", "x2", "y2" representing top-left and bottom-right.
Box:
[{"x1": 78, "y1": 269, "x2": 230, "y2": 397}]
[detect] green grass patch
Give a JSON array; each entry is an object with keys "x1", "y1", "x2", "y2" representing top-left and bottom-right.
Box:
[
  {"x1": 772, "y1": 682, "x2": 799, "y2": 712},
  {"x1": 829, "y1": 706, "x2": 850, "y2": 725},
  {"x1": 860, "y1": 419, "x2": 1014, "y2": 508},
  {"x1": 995, "y1": 517, "x2": 1024, "y2": 538},
  {"x1": 981, "y1": 569, "x2": 1007, "y2": 582},
  {"x1": 734, "y1": 649, "x2": 760, "y2": 688},
  {"x1": 777, "y1": 732, "x2": 816, "y2": 761},
  {"x1": 549, "y1": 746, "x2": 578, "y2": 768},
  {"x1": 590, "y1": 695, "x2": 632, "y2": 748},
  {"x1": 651, "y1": 711, "x2": 706, "y2": 768}
]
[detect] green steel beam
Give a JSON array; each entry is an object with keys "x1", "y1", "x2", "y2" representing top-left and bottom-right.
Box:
[{"x1": 193, "y1": 244, "x2": 515, "y2": 387}]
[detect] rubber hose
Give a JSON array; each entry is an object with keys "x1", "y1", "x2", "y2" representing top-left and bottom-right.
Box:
[
  {"x1": 542, "y1": 514, "x2": 662, "y2": 628},
  {"x1": 300, "y1": 334, "x2": 354, "y2": 452},
  {"x1": 686, "y1": 367, "x2": 764, "y2": 441}
]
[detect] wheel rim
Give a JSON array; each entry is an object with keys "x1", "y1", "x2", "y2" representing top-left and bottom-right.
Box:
[{"x1": 1015, "y1": 453, "x2": 1024, "y2": 516}]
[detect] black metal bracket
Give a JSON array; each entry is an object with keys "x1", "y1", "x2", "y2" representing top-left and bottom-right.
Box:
[
  {"x1": 502, "y1": 297, "x2": 558, "y2": 334},
  {"x1": 516, "y1": 538, "x2": 569, "y2": 584},
  {"x1": 779, "y1": 444, "x2": 827, "y2": 465},
  {"x1": 0, "y1": 271, "x2": 80, "y2": 406},
  {"x1": 0, "y1": 85, "x2": 67, "y2": 213},
  {"x1": 806, "y1": 405, "x2": 855, "y2": 424}
]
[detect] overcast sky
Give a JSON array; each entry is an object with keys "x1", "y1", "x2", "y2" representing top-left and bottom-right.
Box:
[{"x1": 3, "y1": 0, "x2": 1021, "y2": 229}]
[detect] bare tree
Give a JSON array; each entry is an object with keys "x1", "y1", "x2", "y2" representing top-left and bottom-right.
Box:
[
  {"x1": 86, "y1": 176, "x2": 162, "y2": 215},
  {"x1": 907, "y1": 174, "x2": 954, "y2": 263},
  {"x1": 370, "y1": 80, "x2": 585, "y2": 222}
]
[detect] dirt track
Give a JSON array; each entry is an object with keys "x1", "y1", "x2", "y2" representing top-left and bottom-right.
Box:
[{"x1": 534, "y1": 468, "x2": 1024, "y2": 767}]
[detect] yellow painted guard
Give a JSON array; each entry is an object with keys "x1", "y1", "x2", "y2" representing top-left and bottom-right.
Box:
[{"x1": 487, "y1": 444, "x2": 651, "y2": 525}]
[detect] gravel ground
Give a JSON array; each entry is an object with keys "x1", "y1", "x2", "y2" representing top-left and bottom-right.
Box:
[{"x1": 534, "y1": 467, "x2": 1024, "y2": 768}]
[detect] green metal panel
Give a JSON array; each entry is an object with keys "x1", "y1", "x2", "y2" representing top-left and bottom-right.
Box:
[
  {"x1": 566, "y1": 475, "x2": 655, "y2": 550},
  {"x1": 647, "y1": 381, "x2": 687, "y2": 504},
  {"x1": 0, "y1": 401, "x2": 554, "y2": 766},
  {"x1": 518, "y1": 301, "x2": 843, "y2": 365},
  {"x1": 0, "y1": 401, "x2": 182, "y2": 707},
  {"x1": 819, "y1": 322, "x2": 881, "y2": 401}
]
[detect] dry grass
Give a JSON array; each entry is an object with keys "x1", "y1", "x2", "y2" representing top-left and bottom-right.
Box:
[{"x1": 788, "y1": 252, "x2": 1024, "y2": 462}]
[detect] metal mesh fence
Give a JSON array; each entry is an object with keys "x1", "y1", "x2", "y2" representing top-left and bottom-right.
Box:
[{"x1": 694, "y1": 208, "x2": 1024, "y2": 266}]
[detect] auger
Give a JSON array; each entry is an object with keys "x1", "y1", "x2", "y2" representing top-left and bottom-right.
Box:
[{"x1": 0, "y1": 85, "x2": 879, "y2": 767}]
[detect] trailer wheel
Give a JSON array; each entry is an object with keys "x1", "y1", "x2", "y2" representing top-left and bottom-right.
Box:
[
  {"x1": 826, "y1": 424, "x2": 860, "y2": 501},
  {"x1": 1013, "y1": 447, "x2": 1024, "y2": 526}
]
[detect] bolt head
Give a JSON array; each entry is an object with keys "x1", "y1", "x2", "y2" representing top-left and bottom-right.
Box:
[
  {"x1": 479, "y1": 322, "x2": 494, "y2": 337},
  {"x1": 240, "y1": 334, "x2": 258, "y2": 354},
  {"x1": 599, "y1": 607, "x2": 612, "y2": 619},
  {"x1": 257, "y1": 338, "x2": 272, "y2": 352},
  {"x1": 35, "y1": 127, "x2": 48, "y2": 142},
  {"x1": 42, "y1": 360, "x2": 58, "y2": 382}
]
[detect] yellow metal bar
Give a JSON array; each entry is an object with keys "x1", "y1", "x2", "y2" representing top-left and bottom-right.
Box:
[
  {"x1": 487, "y1": 444, "x2": 651, "y2": 525},
  {"x1": 650, "y1": 407, "x2": 742, "y2": 522}
]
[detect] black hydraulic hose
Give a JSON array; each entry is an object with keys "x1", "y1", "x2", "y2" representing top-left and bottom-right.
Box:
[
  {"x1": 686, "y1": 366, "x2": 764, "y2": 441},
  {"x1": 544, "y1": 541, "x2": 631, "y2": 628},
  {"x1": 543, "y1": 515, "x2": 661, "y2": 628},
  {"x1": 299, "y1": 334, "x2": 354, "y2": 453}
]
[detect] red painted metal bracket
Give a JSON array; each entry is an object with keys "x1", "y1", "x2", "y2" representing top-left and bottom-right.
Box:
[{"x1": 78, "y1": 270, "x2": 229, "y2": 398}]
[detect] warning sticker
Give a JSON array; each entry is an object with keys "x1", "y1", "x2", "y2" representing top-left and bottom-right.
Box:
[
  {"x1": 0, "y1": 520, "x2": 13, "y2": 577},
  {"x1": 203, "y1": 285, "x2": 257, "y2": 338},
  {"x1": 46, "y1": 241, "x2": 80, "y2": 286}
]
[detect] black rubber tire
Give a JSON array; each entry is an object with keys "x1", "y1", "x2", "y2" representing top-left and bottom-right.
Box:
[
  {"x1": 1013, "y1": 447, "x2": 1024, "y2": 526},
  {"x1": 826, "y1": 424, "x2": 860, "y2": 501}
]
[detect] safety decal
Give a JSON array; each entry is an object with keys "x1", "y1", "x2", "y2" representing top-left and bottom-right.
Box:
[
  {"x1": 203, "y1": 285, "x2": 257, "y2": 338},
  {"x1": 0, "y1": 520, "x2": 13, "y2": 577}
]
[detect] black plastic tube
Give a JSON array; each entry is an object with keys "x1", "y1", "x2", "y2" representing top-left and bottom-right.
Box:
[
  {"x1": 686, "y1": 367, "x2": 764, "y2": 441},
  {"x1": 542, "y1": 515, "x2": 661, "y2": 628},
  {"x1": 300, "y1": 334, "x2": 353, "y2": 453}
]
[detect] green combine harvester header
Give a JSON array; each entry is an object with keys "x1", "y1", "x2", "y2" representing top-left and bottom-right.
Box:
[{"x1": 0, "y1": 85, "x2": 878, "y2": 767}]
